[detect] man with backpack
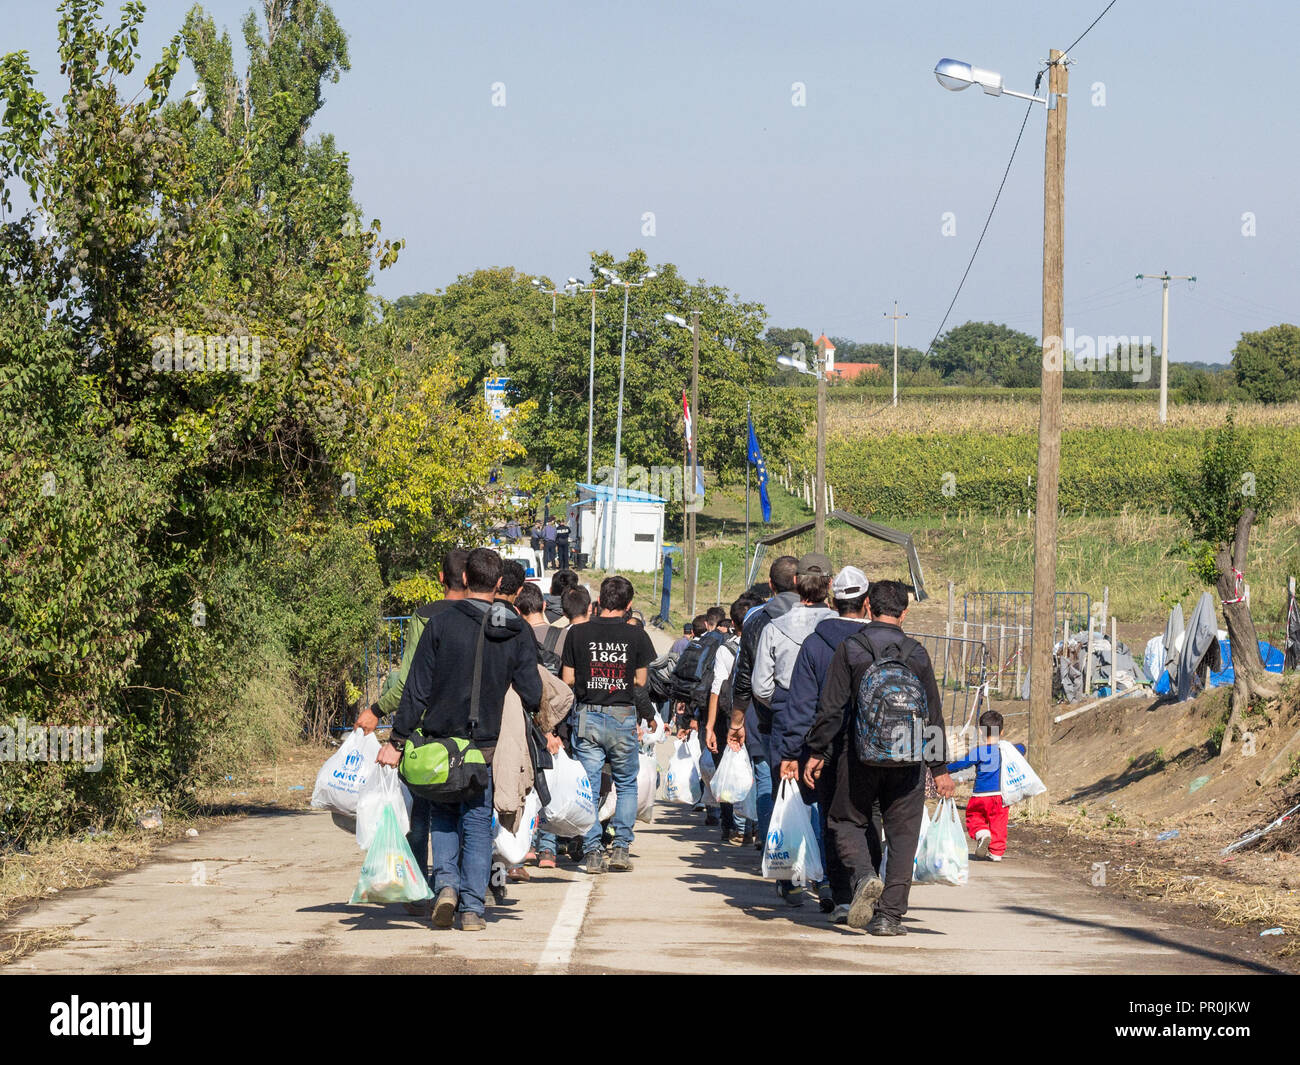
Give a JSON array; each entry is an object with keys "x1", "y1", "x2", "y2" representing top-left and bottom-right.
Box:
[
  {"x1": 805, "y1": 579, "x2": 955, "y2": 936},
  {"x1": 560, "y1": 575, "x2": 657, "y2": 874},
  {"x1": 778, "y1": 565, "x2": 870, "y2": 922},
  {"x1": 376, "y1": 548, "x2": 543, "y2": 932}
]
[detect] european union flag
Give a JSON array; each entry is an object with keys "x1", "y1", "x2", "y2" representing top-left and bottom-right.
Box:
[{"x1": 747, "y1": 416, "x2": 771, "y2": 523}]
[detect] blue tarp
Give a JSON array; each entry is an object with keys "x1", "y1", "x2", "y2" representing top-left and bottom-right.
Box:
[{"x1": 1155, "y1": 639, "x2": 1284, "y2": 695}]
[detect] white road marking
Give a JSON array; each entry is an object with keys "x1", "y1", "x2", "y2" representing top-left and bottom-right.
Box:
[{"x1": 536, "y1": 875, "x2": 594, "y2": 973}]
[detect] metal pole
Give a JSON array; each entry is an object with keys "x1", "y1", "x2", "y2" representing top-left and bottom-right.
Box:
[
  {"x1": 745, "y1": 399, "x2": 751, "y2": 584},
  {"x1": 585, "y1": 286, "x2": 597, "y2": 486},
  {"x1": 885, "y1": 300, "x2": 907, "y2": 407},
  {"x1": 1159, "y1": 274, "x2": 1169, "y2": 424},
  {"x1": 688, "y1": 311, "x2": 701, "y2": 616},
  {"x1": 1028, "y1": 49, "x2": 1068, "y2": 792},
  {"x1": 814, "y1": 342, "x2": 827, "y2": 553},
  {"x1": 604, "y1": 282, "x2": 631, "y2": 570}
]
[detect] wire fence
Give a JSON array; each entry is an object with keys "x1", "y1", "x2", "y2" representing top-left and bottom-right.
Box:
[
  {"x1": 963, "y1": 591, "x2": 1092, "y2": 646},
  {"x1": 909, "y1": 631, "x2": 991, "y2": 758},
  {"x1": 354, "y1": 615, "x2": 411, "y2": 726}
]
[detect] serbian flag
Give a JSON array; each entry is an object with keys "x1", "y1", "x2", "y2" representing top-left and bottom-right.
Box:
[
  {"x1": 682, "y1": 390, "x2": 706, "y2": 502},
  {"x1": 747, "y1": 415, "x2": 772, "y2": 522}
]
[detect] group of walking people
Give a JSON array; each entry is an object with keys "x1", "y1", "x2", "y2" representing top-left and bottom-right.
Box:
[{"x1": 354, "y1": 542, "x2": 1003, "y2": 937}]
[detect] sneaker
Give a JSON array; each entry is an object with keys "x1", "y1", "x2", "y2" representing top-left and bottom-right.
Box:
[
  {"x1": 817, "y1": 882, "x2": 834, "y2": 914},
  {"x1": 537, "y1": 850, "x2": 557, "y2": 869},
  {"x1": 974, "y1": 830, "x2": 991, "y2": 859},
  {"x1": 582, "y1": 849, "x2": 608, "y2": 875},
  {"x1": 459, "y1": 911, "x2": 486, "y2": 932},
  {"x1": 741, "y1": 826, "x2": 755, "y2": 848},
  {"x1": 432, "y1": 887, "x2": 458, "y2": 929},
  {"x1": 402, "y1": 900, "x2": 430, "y2": 918},
  {"x1": 990, "y1": 853, "x2": 1003, "y2": 862},
  {"x1": 506, "y1": 865, "x2": 530, "y2": 882},
  {"x1": 776, "y1": 881, "x2": 804, "y2": 907},
  {"x1": 831, "y1": 904, "x2": 851, "y2": 925},
  {"x1": 705, "y1": 809, "x2": 720, "y2": 827},
  {"x1": 608, "y1": 846, "x2": 634, "y2": 872},
  {"x1": 865, "y1": 912, "x2": 907, "y2": 936},
  {"x1": 847, "y1": 875, "x2": 884, "y2": 930},
  {"x1": 525, "y1": 850, "x2": 537, "y2": 864}
]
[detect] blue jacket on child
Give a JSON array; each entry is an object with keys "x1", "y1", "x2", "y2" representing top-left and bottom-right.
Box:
[{"x1": 947, "y1": 742, "x2": 1026, "y2": 796}]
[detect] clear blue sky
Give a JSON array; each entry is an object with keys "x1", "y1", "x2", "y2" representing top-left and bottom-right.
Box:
[{"x1": 5, "y1": 0, "x2": 1297, "y2": 362}]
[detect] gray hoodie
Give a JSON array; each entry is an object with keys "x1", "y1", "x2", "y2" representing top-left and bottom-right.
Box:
[{"x1": 752, "y1": 604, "x2": 838, "y2": 706}]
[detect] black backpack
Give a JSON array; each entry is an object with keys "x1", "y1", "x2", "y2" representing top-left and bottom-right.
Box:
[
  {"x1": 538, "y1": 625, "x2": 563, "y2": 676},
  {"x1": 647, "y1": 651, "x2": 680, "y2": 701},
  {"x1": 850, "y1": 630, "x2": 931, "y2": 766},
  {"x1": 670, "y1": 630, "x2": 727, "y2": 707}
]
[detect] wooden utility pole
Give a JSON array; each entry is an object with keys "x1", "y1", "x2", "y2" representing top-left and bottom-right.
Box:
[
  {"x1": 1136, "y1": 270, "x2": 1196, "y2": 424},
  {"x1": 885, "y1": 300, "x2": 908, "y2": 407},
  {"x1": 1028, "y1": 49, "x2": 1068, "y2": 792},
  {"x1": 686, "y1": 310, "x2": 701, "y2": 616},
  {"x1": 814, "y1": 335, "x2": 828, "y2": 552}
]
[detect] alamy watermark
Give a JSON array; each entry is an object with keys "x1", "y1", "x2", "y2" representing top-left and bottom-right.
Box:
[
  {"x1": 150, "y1": 328, "x2": 261, "y2": 382},
  {"x1": 595, "y1": 463, "x2": 704, "y2": 513},
  {"x1": 1, "y1": 718, "x2": 104, "y2": 772},
  {"x1": 1044, "y1": 328, "x2": 1155, "y2": 382}
]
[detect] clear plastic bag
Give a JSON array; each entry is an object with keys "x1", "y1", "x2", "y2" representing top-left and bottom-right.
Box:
[
  {"x1": 355, "y1": 764, "x2": 413, "y2": 850},
  {"x1": 710, "y1": 746, "x2": 754, "y2": 804},
  {"x1": 349, "y1": 804, "x2": 433, "y2": 904},
  {"x1": 914, "y1": 797, "x2": 969, "y2": 886}
]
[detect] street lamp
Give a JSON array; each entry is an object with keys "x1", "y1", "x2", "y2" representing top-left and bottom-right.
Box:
[
  {"x1": 778, "y1": 340, "x2": 829, "y2": 552},
  {"x1": 529, "y1": 276, "x2": 581, "y2": 524},
  {"x1": 666, "y1": 310, "x2": 702, "y2": 614},
  {"x1": 936, "y1": 50, "x2": 1068, "y2": 792},
  {"x1": 598, "y1": 268, "x2": 657, "y2": 570},
  {"x1": 571, "y1": 277, "x2": 612, "y2": 486}
]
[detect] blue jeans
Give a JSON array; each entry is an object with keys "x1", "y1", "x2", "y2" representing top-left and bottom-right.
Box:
[
  {"x1": 572, "y1": 707, "x2": 639, "y2": 854},
  {"x1": 427, "y1": 778, "x2": 495, "y2": 917},
  {"x1": 534, "y1": 826, "x2": 557, "y2": 856},
  {"x1": 408, "y1": 796, "x2": 431, "y2": 880},
  {"x1": 755, "y1": 731, "x2": 776, "y2": 844}
]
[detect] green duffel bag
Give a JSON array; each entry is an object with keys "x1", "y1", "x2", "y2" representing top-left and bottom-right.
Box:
[{"x1": 399, "y1": 731, "x2": 490, "y2": 802}]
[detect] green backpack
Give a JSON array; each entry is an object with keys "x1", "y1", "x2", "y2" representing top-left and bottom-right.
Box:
[{"x1": 399, "y1": 604, "x2": 493, "y2": 802}]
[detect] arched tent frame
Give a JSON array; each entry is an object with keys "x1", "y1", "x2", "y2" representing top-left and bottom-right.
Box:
[{"x1": 746, "y1": 508, "x2": 928, "y2": 601}]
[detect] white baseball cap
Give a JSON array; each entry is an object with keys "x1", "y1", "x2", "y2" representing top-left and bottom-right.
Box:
[{"x1": 831, "y1": 565, "x2": 869, "y2": 599}]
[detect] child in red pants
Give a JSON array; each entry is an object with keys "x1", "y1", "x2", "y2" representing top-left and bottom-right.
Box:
[{"x1": 946, "y1": 710, "x2": 1022, "y2": 861}]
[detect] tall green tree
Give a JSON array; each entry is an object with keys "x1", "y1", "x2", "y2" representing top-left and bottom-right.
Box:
[{"x1": 1231, "y1": 323, "x2": 1300, "y2": 404}]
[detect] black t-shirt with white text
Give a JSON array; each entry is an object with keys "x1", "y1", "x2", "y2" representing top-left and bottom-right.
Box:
[{"x1": 561, "y1": 617, "x2": 655, "y2": 706}]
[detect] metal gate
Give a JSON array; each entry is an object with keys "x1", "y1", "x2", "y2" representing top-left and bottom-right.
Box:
[
  {"x1": 909, "y1": 631, "x2": 989, "y2": 757},
  {"x1": 963, "y1": 591, "x2": 1091, "y2": 643},
  {"x1": 358, "y1": 615, "x2": 411, "y2": 715}
]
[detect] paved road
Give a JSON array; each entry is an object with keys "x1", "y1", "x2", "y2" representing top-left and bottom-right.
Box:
[{"x1": 3, "y1": 796, "x2": 1270, "y2": 975}]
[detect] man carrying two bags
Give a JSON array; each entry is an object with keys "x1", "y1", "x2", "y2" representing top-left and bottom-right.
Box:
[{"x1": 375, "y1": 548, "x2": 542, "y2": 931}]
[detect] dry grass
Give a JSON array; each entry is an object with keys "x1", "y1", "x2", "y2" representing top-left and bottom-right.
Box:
[
  {"x1": 1118, "y1": 863, "x2": 1300, "y2": 940},
  {"x1": 826, "y1": 398, "x2": 1300, "y2": 437},
  {"x1": 0, "y1": 925, "x2": 73, "y2": 965}
]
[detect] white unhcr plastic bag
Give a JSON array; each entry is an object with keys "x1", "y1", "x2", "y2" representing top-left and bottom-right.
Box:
[
  {"x1": 998, "y1": 741, "x2": 1046, "y2": 805},
  {"x1": 665, "y1": 738, "x2": 702, "y2": 804},
  {"x1": 541, "y1": 749, "x2": 597, "y2": 836},
  {"x1": 761, "y1": 781, "x2": 824, "y2": 884},
  {"x1": 312, "y1": 728, "x2": 380, "y2": 817},
  {"x1": 710, "y1": 746, "x2": 754, "y2": 804},
  {"x1": 598, "y1": 753, "x2": 659, "y2": 824},
  {"x1": 494, "y1": 790, "x2": 542, "y2": 867},
  {"x1": 355, "y1": 764, "x2": 413, "y2": 850},
  {"x1": 914, "y1": 797, "x2": 968, "y2": 886}
]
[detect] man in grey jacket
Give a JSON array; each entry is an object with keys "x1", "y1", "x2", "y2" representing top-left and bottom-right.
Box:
[{"x1": 750, "y1": 552, "x2": 837, "y2": 906}]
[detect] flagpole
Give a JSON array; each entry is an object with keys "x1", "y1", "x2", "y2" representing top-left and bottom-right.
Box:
[{"x1": 745, "y1": 401, "x2": 751, "y2": 587}]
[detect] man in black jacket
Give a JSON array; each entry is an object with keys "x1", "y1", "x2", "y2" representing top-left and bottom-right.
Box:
[
  {"x1": 804, "y1": 580, "x2": 955, "y2": 936},
  {"x1": 377, "y1": 548, "x2": 542, "y2": 931}
]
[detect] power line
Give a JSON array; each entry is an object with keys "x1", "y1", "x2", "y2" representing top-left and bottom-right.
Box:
[{"x1": 1063, "y1": 0, "x2": 1120, "y2": 57}]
